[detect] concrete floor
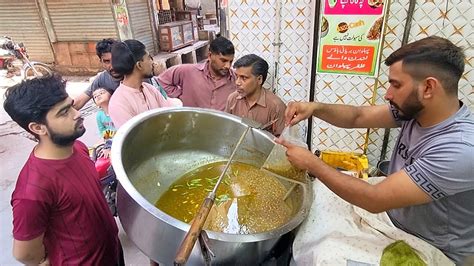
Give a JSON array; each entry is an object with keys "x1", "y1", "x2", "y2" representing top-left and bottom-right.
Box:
[{"x1": 0, "y1": 71, "x2": 149, "y2": 265}]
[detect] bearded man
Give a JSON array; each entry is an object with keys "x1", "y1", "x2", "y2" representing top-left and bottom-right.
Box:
[
  {"x1": 278, "y1": 36, "x2": 474, "y2": 264},
  {"x1": 4, "y1": 74, "x2": 123, "y2": 265},
  {"x1": 157, "y1": 36, "x2": 237, "y2": 111}
]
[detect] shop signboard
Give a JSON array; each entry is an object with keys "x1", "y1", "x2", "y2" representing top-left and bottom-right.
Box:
[{"x1": 316, "y1": 0, "x2": 388, "y2": 76}]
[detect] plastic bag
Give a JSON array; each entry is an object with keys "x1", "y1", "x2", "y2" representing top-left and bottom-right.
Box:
[
  {"x1": 262, "y1": 125, "x2": 308, "y2": 183},
  {"x1": 280, "y1": 125, "x2": 308, "y2": 148}
]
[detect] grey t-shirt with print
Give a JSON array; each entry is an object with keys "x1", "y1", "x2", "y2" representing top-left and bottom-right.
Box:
[
  {"x1": 85, "y1": 70, "x2": 168, "y2": 99},
  {"x1": 84, "y1": 70, "x2": 121, "y2": 97},
  {"x1": 386, "y1": 102, "x2": 474, "y2": 263}
]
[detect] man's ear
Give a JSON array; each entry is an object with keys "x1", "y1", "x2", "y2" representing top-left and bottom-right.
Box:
[
  {"x1": 28, "y1": 122, "x2": 47, "y2": 137},
  {"x1": 422, "y1": 77, "x2": 438, "y2": 99}
]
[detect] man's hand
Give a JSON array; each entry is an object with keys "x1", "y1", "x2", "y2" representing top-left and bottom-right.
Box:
[
  {"x1": 285, "y1": 101, "x2": 317, "y2": 126},
  {"x1": 275, "y1": 138, "x2": 315, "y2": 171}
]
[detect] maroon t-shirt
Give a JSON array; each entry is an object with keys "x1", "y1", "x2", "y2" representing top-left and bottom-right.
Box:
[{"x1": 12, "y1": 141, "x2": 119, "y2": 265}]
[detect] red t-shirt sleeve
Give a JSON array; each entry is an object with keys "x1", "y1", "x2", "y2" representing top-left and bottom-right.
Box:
[
  {"x1": 12, "y1": 198, "x2": 50, "y2": 241},
  {"x1": 75, "y1": 140, "x2": 89, "y2": 155}
]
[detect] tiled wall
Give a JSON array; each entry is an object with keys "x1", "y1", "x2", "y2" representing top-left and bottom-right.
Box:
[
  {"x1": 228, "y1": 0, "x2": 315, "y2": 138},
  {"x1": 228, "y1": 0, "x2": 473, "y2": 167}
]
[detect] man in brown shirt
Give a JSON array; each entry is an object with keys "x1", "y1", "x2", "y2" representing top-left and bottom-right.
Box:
[
  {"x1": 225, "y1": 54, "x2": 286, "y2": 136},
  {"x1": 157, "y1": 36, "x2": 236, "y2": 111}
]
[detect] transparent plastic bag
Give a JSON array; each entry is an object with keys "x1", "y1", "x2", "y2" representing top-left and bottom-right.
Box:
[
  {"x1": 262, "y1": 126, "x2": 308, "y2": 183},
  {"x1": 280, "y1": 125, "x2": 308, "y2": 148}
]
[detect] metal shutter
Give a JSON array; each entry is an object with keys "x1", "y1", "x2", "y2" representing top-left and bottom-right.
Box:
[
  {"x1": 127, "y1": 0, "x2": 157, "y2": 55},
  {"x1": 0, "y1": 0, "x2": 54, "y2": 62},
  {"x1": 46, "y1": 0, "x2": 118, "y2": 41}
]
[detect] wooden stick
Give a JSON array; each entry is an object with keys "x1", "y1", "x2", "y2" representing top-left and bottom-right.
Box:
[{"x1": 174, "y1": 126, "x2": 250, "y2": 265}]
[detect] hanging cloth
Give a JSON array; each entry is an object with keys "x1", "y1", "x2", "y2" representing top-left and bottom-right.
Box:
[{"x1": 185, "y1": 0, "x2": 201, "y2": 9}]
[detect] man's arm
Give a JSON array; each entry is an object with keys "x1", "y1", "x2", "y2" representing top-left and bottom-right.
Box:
[
  {"x1": 13, "y1": 234, "x2": 47, "y2": 265},
  {"x1": 73, "y1": 92, "x2": 91, "y2": 110},
  {"x1": 276, "y1": 139, "x2": 432, "y2": 213},
  {"x1": 73, "y1": 73, "x2": 103, "y2": 110},
  {"x1": 157, "y1": 66, "x2": 183, "y2": 98},
  {"x1": 285, "y1": 101, "x2": 398, "y2": 129}
]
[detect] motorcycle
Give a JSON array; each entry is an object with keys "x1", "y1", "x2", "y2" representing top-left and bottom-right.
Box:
[
  {"x1": 90, "y1": 142, "x2": 118, "y2": 217},
  {"x1": 0, "y1": 36, "x2": 52, "y2": 79}
]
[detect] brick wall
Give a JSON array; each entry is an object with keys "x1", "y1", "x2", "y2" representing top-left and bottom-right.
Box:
[{"x1": 52, "y1": 41, "x2": 102, "y2": 75}]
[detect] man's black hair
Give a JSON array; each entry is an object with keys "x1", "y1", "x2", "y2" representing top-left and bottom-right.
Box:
[
  {"x1": 111, "y1": 39, "x2": 147, "y2": 76},
  {"x1": 233, "y1": 54, "x2": 269, "y2": 84},
  {"x1": 209, "y1": 36, "x2": 235, "y2": 56},
  {"x1": 96, "y1": 38, "x2": 117, "y2": 58},
  {"x1": 385, "y1": 36, "x2": 465, "y2": 95},
  {"x1": 3, "y1": 74, "x2": 68, "y2": 139}
]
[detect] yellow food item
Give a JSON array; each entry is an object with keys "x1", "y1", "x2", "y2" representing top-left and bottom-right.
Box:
[{"x1": 155, "y1": 161, "x2": 295, "y2": 234}]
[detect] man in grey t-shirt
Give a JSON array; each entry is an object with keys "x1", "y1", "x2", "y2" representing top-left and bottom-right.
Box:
[
  {"x1": 277, "y1": 36, "x2": 473, "y2": 263},
  {"x1": 74, "y1": 39, "x2": 122, "y2": 110},
  {"x1": 387, "y1": 102, "x2": 473, "y2": 263}
]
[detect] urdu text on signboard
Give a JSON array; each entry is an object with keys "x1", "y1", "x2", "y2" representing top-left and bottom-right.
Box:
[{"x1": 317, "y1": 0, "x2": 387, "y2": 77}]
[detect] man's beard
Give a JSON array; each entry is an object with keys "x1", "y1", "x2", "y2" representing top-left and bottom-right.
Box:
[
  {"x1": 210, "y1": 64, "x2": 228, "y2": 77},
  {"x1": 109, "y1": 69, "x2": 123, "y2": 79},
  {"x1": 143, "y1": 71, "x2": 154, "y2": 79},
  {"x1": 47, "y1": 119, "x2": 86, "y2": 146},
  {"x1": 390, "y1": 88, "x2": 424, "y2": 120}
]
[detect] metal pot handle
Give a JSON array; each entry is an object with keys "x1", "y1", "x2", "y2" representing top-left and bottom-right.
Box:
[{"x1": 199, "y1": 231, "x2": 215, "y2": 265}]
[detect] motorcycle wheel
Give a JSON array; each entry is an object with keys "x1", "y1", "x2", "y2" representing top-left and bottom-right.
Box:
[{"x1": 22, "y1": 63, "x2": 52, "y2": 80}]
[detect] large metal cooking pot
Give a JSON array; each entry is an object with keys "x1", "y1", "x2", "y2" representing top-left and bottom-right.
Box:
[{"x1": 111, "y1": 108, "x2": 312, "y2": 265}]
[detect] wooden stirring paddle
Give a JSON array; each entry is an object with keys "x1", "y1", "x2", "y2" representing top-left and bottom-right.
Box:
[{"x1": 174, "y1": 118, "x2": 281, "y2": 265}]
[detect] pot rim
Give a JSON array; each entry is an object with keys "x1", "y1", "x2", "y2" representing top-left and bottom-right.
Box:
[{"x1": 111, "y1": 107, "x2": 312, "y2": 242}]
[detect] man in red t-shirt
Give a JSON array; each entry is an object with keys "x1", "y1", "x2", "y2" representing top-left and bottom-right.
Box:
[{"x1": 4, "y1": 74, "x2": 122, "y2": 265}]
